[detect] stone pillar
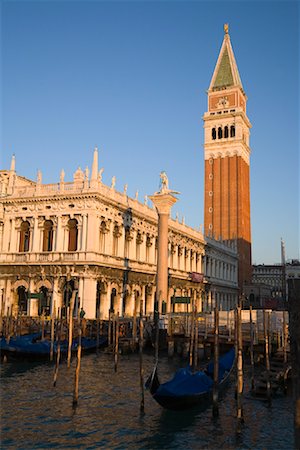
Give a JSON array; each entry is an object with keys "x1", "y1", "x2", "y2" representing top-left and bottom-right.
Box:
[
  {"x1": 81, "y1": 213, "x2": 88, "y2": 251},
  {"x1": 32, "y1": 217, "x2": 40, "y2": 252},
  {"x1": 82, "y1": 278, "x2": 97, "y2": 319},
  {"x1": 128, "y1": 290, "x2": 135, "y2": 316},
  {"x1": 100, "y1": 291, "x2": 109, "y2": 320},
  {"x1": 29, "y1": 278, "x2": 38, "y2": 316},
  {"x1": 86, "y1": 213, "x2": 98, "y2": 252},
  {"x1": 9, "y1": 218, "x2": 17, "y2": 253},
  {"x1": 149, "y1": 192, "x2": 178, "y2": 313},
  {"x1": 52, "y1": 278, "x2": 59, "y2": 316},
  {"x1": 114, "y1": 293, "x2": 122, "y2": 315},
  {"x1": 78, "y1": 277, "x2": 84, "y2": 309},
  {"x1": 55, "y1": 216, "x2": 62, "y2": 252},
  {"x1": 2, "y1": 218, "x2": 10, "y2": 252}
]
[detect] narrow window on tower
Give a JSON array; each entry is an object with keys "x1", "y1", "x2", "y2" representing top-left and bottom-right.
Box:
[
  {"x1": 218, "y1": 127, "x2": 223, "y2": 139},
  {"x1": 224, "y1": 126, "x2": 229, "y2": 138},
  {"x1": 230, "y1": 125, "x2": 235, "y2": 137},
  {"x1": 212, "y1": 128, "x2": 216, "y2": 140}
]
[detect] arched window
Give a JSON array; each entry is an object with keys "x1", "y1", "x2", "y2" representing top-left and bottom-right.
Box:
[
  {"x1": 63, "y1": 280, "x2": 75, "y2": 318},
  {"x1": 17, "y1": 286, "x2": 28, "y2": 314},
  {"x1": 68, "y1": 219, "x2": 78, "y2": 251},
  {"x1": 230, "y1": 125, "x2": 235, "y2": 137},
  {"x1": 19, "y1": 221, "x2": 31, "y2": 252},
  {"x1": 39, "y1": 286, "x2": 51, "y2": 316},
  {"x1": 218, "y1": 127, "x2": 223, "y2": 139},
  {"x1": 110, "y1": 288, "x2": 117, "y2": 312},
  {"x1": 42, "y1": 220, "x2": 54, "y2": 252},
  {"x1": 211, "y1": 128, "x2": 216, "y2": 140},
  {"x1": 224, "y1": 126, "x2": 229, "y2": 138}
]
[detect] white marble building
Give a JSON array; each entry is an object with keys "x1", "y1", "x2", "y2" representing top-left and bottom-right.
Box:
[{"x1": 0, "y1": 149, "x2": 238, "y2": 319}]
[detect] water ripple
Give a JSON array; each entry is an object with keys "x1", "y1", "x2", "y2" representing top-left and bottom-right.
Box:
[{"x1": 0, "y1": 352, "x2": 293, "y2": 449}]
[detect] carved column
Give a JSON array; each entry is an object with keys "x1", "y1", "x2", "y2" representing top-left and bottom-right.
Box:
[
  {"x1": 9, "y1": 218, "x2": 17, "y2": 253},
  {"x1": 52, "y1": 278, "x2": 59, "y2": 316},
  {"x1": 31, "y1": 217, "x2": 39, "y2": 252},
  {"x1": 128, "y1": 290, "x2": 135, "y2": 316},
  {"x1": 55, "y1": 216, "x2": 62, "y2": 252},
  {"x1": 100, "y1": 291, "x2": 109, "y2": 320},
  {"x1": 81, "y1": 213, "x2": 87, "y2": 251},
  {"x1": 82, "y1": 277, "x2": 97, "y2": 319},
  {"x1": 2, "y1": 217, "x2": 10, "y2": 252},
  {"x1": 86, "y1": 213, "x2": 98, "y2": 252},
  {"x1": 149, "y1": 192, "x2": 178, "y2": 313}
]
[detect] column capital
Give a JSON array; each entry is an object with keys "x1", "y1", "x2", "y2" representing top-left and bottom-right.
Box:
[{"x1": 149, "y1": 192, "x2": 178, "y2": 215}]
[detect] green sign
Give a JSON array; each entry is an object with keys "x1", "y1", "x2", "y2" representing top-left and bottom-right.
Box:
[
  {"x1": 28, "y1": 293, "x2": 42, "y2": 299},
  {"x1": 171, "y1": 296, "x2": 191, "y2": 304}
]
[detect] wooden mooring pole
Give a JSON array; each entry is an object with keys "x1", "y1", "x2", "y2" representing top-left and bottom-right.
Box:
[
  {"x1": 250, "y1": 305, "x2": 255, "y2": 390},
  {"x1": 189, "y1": 299, "x2": 195, "y2": 369},
  {"x1": 53, "y1": 308, "x2": 62, "y2": 387},
  {"x1": 67, "y1": 292, "x2": 76, "y2": 369},
  {"x1": 73, "y1": 325, "x2": 82, "y2": 407},
  {"x1": 193, "y1": 305, "x2": 199, "y2": 371},
  {"x1": 50, "y1": 303, "x2": 55, "y2": 362},
  {"x1": 114, "y1": 313, "x2": 119, "y2": 372},
  {"x1": 139, "y1": 299, "x2": 145, "y2": 412},
  {"x1": 212, "y1": 304, "x2": 219, "y2": 418},
  {"x1": 264, "y1": 310, "x2": 271, "y2": 406},
  {"x1": 236, "y1": 304, "x2": 244, "y2": 429}
]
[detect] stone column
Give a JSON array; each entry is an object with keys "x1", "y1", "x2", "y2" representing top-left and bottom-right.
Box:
[
  {"x1": 52, "y1": 278, "x2": 59, "y2": 316},
  {"x1": 9, "y1": 218, "x2": 17, "y2": 253},
  {"x1": 128, "y1": 290, "x2": 135, "y2": 316},
  {"x1": 55, "y1": 216, "x2": 62, "y2": 252},
  {"x1": 149, "y1": 192, "x2": 178, "y2": 313},
  {"x1": 81, "y1": 213, "x2": 87, "y2": 251},
  {"x1": 86, "y1": 213, "x2": 98, "y2": 252},
  {"x1": 32, "y1": 217, "x2": 40, "y2": 252},
  {"x1": 100, "y1": 291, "x2": 109, "y2": 320},
  {"x1": 82, "y1": 277, "x2": 97, "y2": 319}
]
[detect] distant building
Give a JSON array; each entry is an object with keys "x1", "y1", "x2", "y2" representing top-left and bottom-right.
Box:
[
  {"x1": 202, "y1": 236, "x2": 239, "y2": 311},
  {"x1": 252, "y1": 264, "x2": 284, "y2": 299}
]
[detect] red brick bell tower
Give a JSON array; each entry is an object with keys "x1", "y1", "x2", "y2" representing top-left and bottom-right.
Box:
[{"x1": 203, "y1": 25, "x2": 252, "y2": 290}]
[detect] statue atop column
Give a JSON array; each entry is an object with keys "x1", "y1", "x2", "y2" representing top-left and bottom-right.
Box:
[{"x1": 155, "y1": 171, "x2": 180, "y2": 195}]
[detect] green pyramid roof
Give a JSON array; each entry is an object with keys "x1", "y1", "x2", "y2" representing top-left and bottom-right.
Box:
[{"x1": 212, "y1": 47, "x2": 234, "y2": 89}]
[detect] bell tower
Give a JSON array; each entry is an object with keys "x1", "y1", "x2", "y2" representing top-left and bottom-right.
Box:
[{"x1": 203, "y1": 25, "x2": 252, "y2": 289}]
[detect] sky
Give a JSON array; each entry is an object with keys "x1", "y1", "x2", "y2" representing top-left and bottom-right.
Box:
[{"x1": 1, "y1": 0, "x2": 299, "y2": 264}]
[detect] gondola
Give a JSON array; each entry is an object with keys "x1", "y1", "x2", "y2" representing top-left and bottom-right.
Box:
[
  {"x1": 146, "y1": 347, "x2": 235, "y2": 410},
  {"x1": 0, "y1": 333, "x2": 107, "y2": 359}
]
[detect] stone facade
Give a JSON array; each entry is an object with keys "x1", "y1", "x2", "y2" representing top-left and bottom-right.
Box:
[
  {"x1": 0, "y1": 150, "x2": 238, "y2": 319},
  {"x1": 202, "y1": 236, "x2": 239, "y2": 311}
]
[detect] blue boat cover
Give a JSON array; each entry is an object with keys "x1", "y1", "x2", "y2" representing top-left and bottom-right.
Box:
[{"x1": 156, "y1": 347, "x2": 235, "y2": 398}]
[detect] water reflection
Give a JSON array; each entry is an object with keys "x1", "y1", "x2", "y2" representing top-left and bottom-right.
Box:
[{"x1": 0, "y1": 352, "x2": 293, "y2": 449}]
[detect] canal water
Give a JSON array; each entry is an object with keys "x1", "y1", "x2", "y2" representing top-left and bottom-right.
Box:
[{"x1": 0, "y1": 351, "x2": 293, "y2": 449}]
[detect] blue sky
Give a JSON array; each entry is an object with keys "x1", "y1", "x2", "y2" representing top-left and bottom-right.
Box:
[{"x1": 1, "y1": 0, "x2": 299, "y2": 264}]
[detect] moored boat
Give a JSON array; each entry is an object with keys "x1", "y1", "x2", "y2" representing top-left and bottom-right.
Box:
[
  {"x1": 146, "y1": 347, "x2": 235, "y2": 410},
  {"x1": 0, "y1": 333, "x2": 107, "y2": 359}
]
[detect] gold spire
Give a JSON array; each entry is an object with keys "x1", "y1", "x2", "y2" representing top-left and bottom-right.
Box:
[{"x1": 224, "y1": 23, "x2": 229, "y2": 34}]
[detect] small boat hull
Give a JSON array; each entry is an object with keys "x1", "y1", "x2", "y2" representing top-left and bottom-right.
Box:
[{"x1": 147, "y1": 347, "x2": 235, "y2": 411}]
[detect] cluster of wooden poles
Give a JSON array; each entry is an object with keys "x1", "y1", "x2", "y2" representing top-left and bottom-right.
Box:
[
  {"x1": 1, "y1": 300, "x2": 289, "y2": 419},
  {"x1": 107, "y1": 299, "x2": 146, "y2": 412},
  {"x1": 185, "y1": 302, "x2": 289, "y2": 431}
]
